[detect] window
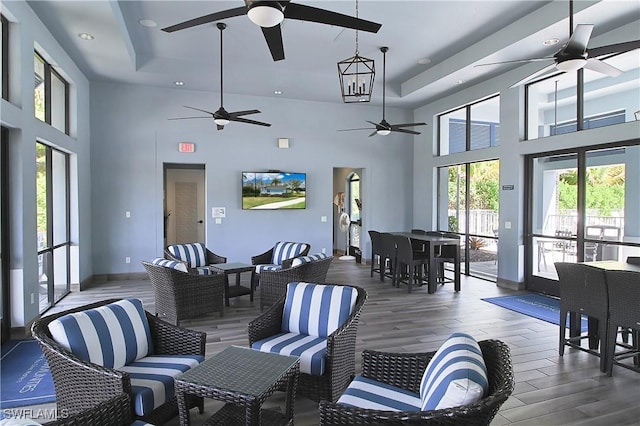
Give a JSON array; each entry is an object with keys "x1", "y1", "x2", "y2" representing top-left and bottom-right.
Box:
[
  {"x1": 526, "y1": 50, "x2": 640, "y2": 140},
  {"x1": 1, "y1": 14, "x2": 8, "y2": 100},
  {"x1": 36, "y1": 142, "x2": 70, "y2": 312},
  {"x1": 34, "y1": 51, "x2": 69, "y2": 134},
  {"x1": 438, "y1": 95, "x2": 500, "y2": 155}
]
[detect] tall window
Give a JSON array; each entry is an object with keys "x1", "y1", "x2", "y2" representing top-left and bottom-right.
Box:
[
  {"x1": 34, "y1": 51, "x2": 69, "y2": 134},
  {"x1": 437, "y1": 159, "x2": 500, "y2": 281},
  {"x1": 438, "y1": 95, "x2": 500, "y2": 155},
  {"x1": 1, "y1": 14, "x2": 8, "y2": 100},
  {"x1": 526, "y1": 50, "x2": 640, "y2": 140},
  {"x1": 36, "y1": 142, "x2": 70, "y2": 312}
]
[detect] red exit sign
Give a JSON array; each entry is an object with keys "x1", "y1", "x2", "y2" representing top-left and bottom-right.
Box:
[{"x1": 178, "y1": 142, "x2": 195, "y2": 153}]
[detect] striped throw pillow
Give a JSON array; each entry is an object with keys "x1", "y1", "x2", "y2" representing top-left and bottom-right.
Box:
[
  {"x1": 281, "y1": 282, "x2": 358, "y2": 338},
  {"x1": 272, "y1": 242, "x2": 309, "y2": 265},
  {"x1": 291, "y1": 252, "x2": 329, "y2": 267},
  {"x1": 167, "y1": 243, "x2": 207, "y2": 267},
  {"x1": 151, "y1": 257, "x2": 188, "y2": 273},
  {"x1": 419, "y1": 332, "x2": 488, "y2": 411},
  {"x1": 48, "y1": 299, "x2": 153, "y2": 369}
]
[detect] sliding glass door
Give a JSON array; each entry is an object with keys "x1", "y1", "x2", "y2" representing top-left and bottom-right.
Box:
[
  {"x1": 36, "y1": 142, "x2": 70, "y2": 312},
  {"x1": 526, "y1": 142, "x2": 640, "y2": 296}
]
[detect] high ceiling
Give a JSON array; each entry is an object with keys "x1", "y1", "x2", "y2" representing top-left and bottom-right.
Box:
[{"x1": 24, "y1": 0, "x2": 640, "y2": 109}]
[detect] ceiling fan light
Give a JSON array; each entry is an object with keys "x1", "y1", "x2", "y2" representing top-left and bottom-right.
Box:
[
  {"x1": 376, "y1": 129, "x2": 391, "y2": 136},
  {"x1": 247, "y1": 4, "x2": 284, "y2": 28},
  {"x1": 557, "y1": 58, "x2": 587, "y2": 72},
  {"x1": 214, "y1": 118, "x2": 230, "y2": 126}
]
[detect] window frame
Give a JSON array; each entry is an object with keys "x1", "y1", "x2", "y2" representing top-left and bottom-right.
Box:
[
  {"x1": 1, "y1": 14, "x2": 8, "y2": 100},
  {"x1": 34, "y1": 50, "x2": 70, "y2": 135}
]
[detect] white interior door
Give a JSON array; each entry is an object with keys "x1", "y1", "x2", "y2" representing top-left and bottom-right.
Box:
[{"x1": 165, "y1": 167, "x2": 205, "y2": 245}]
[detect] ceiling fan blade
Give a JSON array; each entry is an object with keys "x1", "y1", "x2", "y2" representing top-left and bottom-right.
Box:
[
  {"x1": 475, "y1": 57, "x2": 554, "y2": 67},
  {"x1": 168, "y1": 116, "x2": 211, "y2": 120},
  {"x1": 588, "y1": 40, "x2": 640, "y2": 57},
  {"x1": 284, "y1": 3, "x2": 381, "y2": 33},
  {"x1": 365, "y1": 120, "x2": 381, "y2": 127},
  {"x1": 368, "y1": 130, "x2": 378, "y2": 137},
  {"x1": 183, "y1": 105, "x2": 215, "y2": 115},
  {"x1": 337, "y1": 127, "x2": 374, "y2": 132},
  {"x1": 390, "y1": 122, "x2": 427, "y2": 128},
  {"x1": 510, "y1": 62, "x2": 558, "y2": 87},
  {"x1": 261, "y1": 25, "x2": 285, "y2": 61},
  {"x1": 217, "y1": 124, "x2": 225, "y2": 131},
  {"x1": 563, "y1": 24, "x2": 594, "y2": 56},
  {"x1": 161, "y1": 7, "x2": 246, "y2": 32},
  {"x1": 230, "y1": 117, "x2": 272, "y2": 127},
  {"x1": 584, "y1": 58, "x2": 623, "y2": 77},
  {"x1": 391, "y1": 128, "x2": 421, "y2": 135},
  {"x1": 229, "y1": 109, "x2": 261, "y2": 118}
]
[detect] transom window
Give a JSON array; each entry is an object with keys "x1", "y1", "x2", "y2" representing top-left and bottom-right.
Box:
[{"x1": 34, "y1": 51, "x2": 69, "y2": 134}]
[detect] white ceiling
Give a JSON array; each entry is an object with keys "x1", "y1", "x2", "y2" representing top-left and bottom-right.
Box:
[{"x1": 23, "y1": 0, "x2": 640, "y2": 109}]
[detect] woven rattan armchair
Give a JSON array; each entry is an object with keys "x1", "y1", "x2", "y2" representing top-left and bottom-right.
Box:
[
  {"x1": 248, "y1": 284, "x2": 367, "y2": 402},
  {"x1": 259, "y1": 256, "x2": 333, "y2": 310},
  {"x1": 142, "y1": 261, "x2": 225, "y2": 325},
  {"x1": 31, "y1": 299, "x2": 205, "y2": 425},
  {"x1": 164, "y1": 244, "x2": 226, "y2": 274},
  {"x1": 319, "y1": 339, "x2": 514, "y2": 425},
  {"x1": 46, "y1": 393, "x2": 140, "y2": 426},
  {"x1": 251, "y1": 241, "x2": 311, "y2": 287}
]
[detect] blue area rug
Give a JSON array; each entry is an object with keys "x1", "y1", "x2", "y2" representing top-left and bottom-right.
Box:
[
  {"x1": 1, "y1": 339, "x2": 55, "y2": 409},
  {"x1": 482, "y1": 293, "x2": 588, "y2": 331}
]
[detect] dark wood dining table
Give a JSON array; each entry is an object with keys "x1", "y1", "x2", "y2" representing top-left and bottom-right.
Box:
[{"x1": 391, "y1": 232, "x2": 461, "y2": 294}]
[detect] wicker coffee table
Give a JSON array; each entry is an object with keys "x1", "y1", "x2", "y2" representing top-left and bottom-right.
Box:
[{"x1": 175, "y1": 345, "x2": 300, "y2": 426}]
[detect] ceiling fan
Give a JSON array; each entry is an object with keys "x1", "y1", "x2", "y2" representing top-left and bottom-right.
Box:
[
  {"x1": 168, "y1": 23, "x2": 270, "y2": 130},
  {"x1": 338, "y1": 47, "x2": 427, "y2": 137},
  {"x1": 162, "y1": 1, "x2": 382, "y2": 61},
  {"x1": 476, "y1": 0, "x2": 640, "y2": 86}
]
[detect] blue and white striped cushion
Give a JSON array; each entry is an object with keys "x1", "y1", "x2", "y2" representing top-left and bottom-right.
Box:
[
  {"x1": 291, "y1": 252, "x2": 329, "y2": 267},
  {"x1": 194, "y1": 266, "x2": 213, "y2": 275},
  {"x1": 282, "y1": 282, "x2": 358, "y2": 338},
  {"x1": 255, "y1": 264, "x2": 282, "y2": 273},
  {"x1": 131, "y1": 421, "x2": 155, "y2": 426},
  {"x1": 252, "y1": 332, "x2": 327, "y2": 375},
  {"x1": 337, "y1": 375, "x2": 422, "y2": 412},
  {"x1": 272, "y1": 242, "x2": 309, "y2": 265},
  {"x1": 419, "y1": 332, "x2": 488, "y2": 411},
  {"x1": 119, "y1": 354, "x2": 203, "y2": 416},
  {"x1": 151, "y1": 257, "x2": 188, "y2": 273},
  {"x1": 167, "y1": 243, "x2": 207, "y2": 267},
  {"x1": 48, "y1": 299, "x2": 153, "y2": 369}
]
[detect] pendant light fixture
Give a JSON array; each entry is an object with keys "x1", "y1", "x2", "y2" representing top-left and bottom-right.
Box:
[{"x1": 337, "y1": 0, "x2": 375, "y2": 103}]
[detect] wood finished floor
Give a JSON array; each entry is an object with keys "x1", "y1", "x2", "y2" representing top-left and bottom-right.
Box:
[{"x1": 34, "y1": 261, "x2": 640, "y2": 425}]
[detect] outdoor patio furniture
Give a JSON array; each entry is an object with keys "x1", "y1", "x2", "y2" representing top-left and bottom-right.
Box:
[{"x1": 164, "y1": 242, "x2": 226, "y2": 275}]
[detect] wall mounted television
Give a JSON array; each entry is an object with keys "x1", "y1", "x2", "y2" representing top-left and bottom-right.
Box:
[{"x1": 242, "y1": 172, "x2": 307, "y2": 210}]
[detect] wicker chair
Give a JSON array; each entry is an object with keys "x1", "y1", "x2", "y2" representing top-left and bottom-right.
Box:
[
  {"x1": 251, "y1": 241, "x2": 311, "y2": 287},
  {"x1": 46, "y1": 393, "x2": 146, "y2": 426},
  {"x1": 164, "y1": 243, "x2": 226, "y2": 275},
  {"x1": 248, "y1": 284, "x2": 367, "y2": 402},
  {"x1": 31, "y1": 299, "x2": 205, "y2": 425},
  {"x1": 259, "y1": 256, "x2": 333, "y2": 310},
  {"x1": 142, "y1": 261, "x2": 225, "y2": 325},
  {"x1": 368, "y1": 230, "x2": 383, "y2": 278},
  {"x1": 319, "y1": 339, "x2": 514, "y2": 425}
]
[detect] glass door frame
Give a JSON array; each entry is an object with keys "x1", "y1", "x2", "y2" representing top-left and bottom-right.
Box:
[
  {"x1": 1, "y1": 127, "x2": 9, "y2": 342},
  {"x1": 525, "y1": 139, "x2": 640, "y2": 295}
]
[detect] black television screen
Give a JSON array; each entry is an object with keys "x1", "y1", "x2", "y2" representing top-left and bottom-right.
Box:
[{"x1": 242, "y1": 172, "x2": 307, "y2": 210}]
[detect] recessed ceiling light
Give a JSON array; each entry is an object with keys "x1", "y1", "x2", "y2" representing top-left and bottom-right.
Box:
[
  {"x1": 78, "y1": 33, "x2": 94, "y2": 40},
  {"x1": 274, "y1": 90, "x2": 283, "y2": 95},
  {"x1": 138, "y1": 19, "x2": 157, "y2": 28},
  {"x1": 543, "y1": 38, "x2": 560, "y2": 46},
  {"x1": 454, "y1": 79, "x2": 464, "y2": 85},
  {"x1": 417, "y1": 58, "x2": 431, "y2": 65},
  {"x1": 174, "y1": 81, "x2": 184, "y2": 86}
]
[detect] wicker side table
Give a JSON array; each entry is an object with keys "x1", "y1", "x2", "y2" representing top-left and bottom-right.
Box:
[
  {"x1": 210, "y1": 262, "x2": 255, "y2": 307},
  {"x1": 175, "y1": 345, "x2": 299, "y2": 426}
]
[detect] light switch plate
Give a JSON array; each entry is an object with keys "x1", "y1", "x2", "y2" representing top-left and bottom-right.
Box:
[{"x1": 505, "y1": 221, "x2": 512, "y2": 229}]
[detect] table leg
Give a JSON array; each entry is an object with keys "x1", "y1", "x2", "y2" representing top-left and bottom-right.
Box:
[
  {"x1": 224, "y1": 273, "x2": 230, "y2": 307},
  {"x1": 428, "y1": 244, "x2": 437, "y2": 294},
  {"x1": 454, "y1": 243, "x2": 461, "y2": 292},
  {"x1": 246, "y1": 400, "x2": 261, "y2": 426},
  {"x1": 284, "y1": 367, "x2": 298, "y2": 424},
  {"x1": 176, "y1": 390, "x2": 191, "y2": 426}
]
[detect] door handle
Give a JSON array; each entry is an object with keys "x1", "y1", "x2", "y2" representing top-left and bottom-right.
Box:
[{"x1": 197, "y1": 220, "x2": 203, "y2": 224}]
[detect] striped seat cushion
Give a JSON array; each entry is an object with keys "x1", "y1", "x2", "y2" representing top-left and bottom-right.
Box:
[
  {"x1": 194, "y1": 266, "x2": 213, "y2": 275},
  {"x1": 131, "y1": 422, "x2": 156, "y2": 426},
  {"x1": 282, "y1": 282, "x2": 358, "y2": 338},
  {"x1": 48, "y1": 299, "x2": 153, "y2": 369},
  {"x1": 252, "y1": 332, "x2": 327, "y2": 375},
  {"x1": 420, "y1": 332, "x2": 488, "y2": 411},
  {"x1": 337, "y1": 375, "x2": 422, "y2": 412},
  {"x1": 255, "y1": 264, "x2": 282, "y2": 274},
  {"x1": 151, "y1": 257, "x2": 188, "y2": 273},
  {"x1": 291, "y1": 252, "x2": 329, "y2": 267},
  {"x1": 272, "y1": 242, "x2": 309, "y2": 265},
  {"x1": 119, "y1": 354, "x2": 204, "y2": 417},
  {"x1": 167, "y1": 243, "x2": 207, "y2": 267}
]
